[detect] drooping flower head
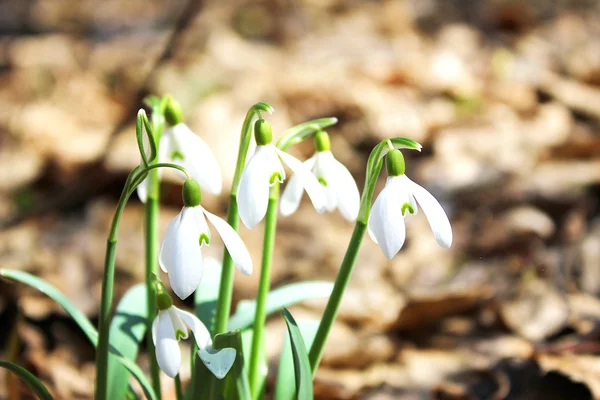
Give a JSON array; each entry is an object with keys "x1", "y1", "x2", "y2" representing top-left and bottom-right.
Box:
[
  {"x1": 160, "y1": 179, "x2": 252, "y2": 299},
  {"x1": 368, "y1": 149, "x2": 452, "y2": 259},
  {"x1": 237, "y1": 119, "x2": 327, "y2": 229},
  {"x1": 281, "y1": 130, "x2": 360, "y2": 221},
  {"x1": 152, "y1": 281, "x2": 235, "y2": 379},
  {"x1": 137, "y1": 98, "x2": 222, "y2": 202}
]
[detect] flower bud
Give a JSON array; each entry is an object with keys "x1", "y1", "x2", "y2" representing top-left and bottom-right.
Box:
[
  {"x1": 314, "y1": 131, "x2": 330, "y2": 152},
  {"x1": 386, "y1": 149, "x2": 405, "y2": 176},
  {"x1": 254, "y1": 119, "x2": 272, "y2": 146},
  {"x1": 182, "y1": 179, "x2": 202, "y2": 207},
  {"x1": 165, "y1": 95, "x2": 183, "y2": 126}
]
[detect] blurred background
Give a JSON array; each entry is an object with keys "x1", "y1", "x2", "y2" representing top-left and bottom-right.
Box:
[{"x1": 1, "y1": 0, "x2": 600, "y2": 398}]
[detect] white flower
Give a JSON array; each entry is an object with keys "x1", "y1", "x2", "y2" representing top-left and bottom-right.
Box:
[
  {"x1": 280, "y1": 150, "x2": 360, "y2": 221},
  {"x1": 237, "y1": 144, "x2": 327, "y2": 229},
  {"x1": 138, "y1": 123, "x2": 222, "y2": 202},
  {"x1": 368, "y1": 174, "x2": 452, "y2": 259},
  {"x1": 152, "y1": 304, "x2": 211, "y2": 378},
  {"x1": 160, "y1": 204, "x2": 252, "y2": 300},
  {"x1": 152, "y1": 304, "x2": 236, "y2": 379}
]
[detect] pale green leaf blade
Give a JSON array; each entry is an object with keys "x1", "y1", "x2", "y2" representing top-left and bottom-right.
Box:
[
  {"x1": 229, "y1": 281, "x2": 333, "y2": 331},
  {"x1": 0, "y1": 269, "x2": 157, "y2": 400},
  {"x1": 214, "y1": 330, "x2": 252, "y2": 400},
  {"x1": 282, "y1": 308, "x2": 314, "y2": 400},
  {"x1": 0, "y1": 360, "x2": 54, "y2": 400},
  {"x1": 194, "y1": 258, "x2": 223, "y2": 334},
  {"x1": 107, "y1": 284, "x2": 148, "y2": 400},
  {"x1": 275, "y1": 320, "x2": 319, "y2": 400}
]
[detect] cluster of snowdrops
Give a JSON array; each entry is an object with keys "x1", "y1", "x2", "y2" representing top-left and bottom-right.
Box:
[{"x1": 0, "y1": 96, "x2": 452, "y2": 400}]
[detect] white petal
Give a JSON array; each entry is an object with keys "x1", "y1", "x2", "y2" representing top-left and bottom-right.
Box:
[
  {"x1": 167, "y1": 307, "x2": 189, "y2": 340},
  {"x1": 368, "y1": 177, "x2": 406, "y2": 259},
  {"x1": 170, "y1": 123, "x2": 222, "y2": 195},
  {"x1": 158, "y1": 215, "x2": 179, "y2": 273},
  {"x1": 275, "y1": 148, "x2": 327, "y2": 214},
  {"x1": 237, "y1": 146, "x2": 273, "y2": 229},
  {"x1": 202, "y1": 208, "x2": 253, "y2": 276},
  {"x1": 408, "y1": 178, "x2": 452, "y2": 248},
  {"x1": 314, "y1": 152, "x2": 338, "y2": 212},
  {"x1": 151, "y1": 314, "x2": 159, "y2": 346},
  {"x1": 159, "y1": 208, "x2": 203, "y2": 300},
  {"x1": 280, "y1": 154, "x2": 317, "y2": 216},
  {"x1": 155, "y1": 310, "x2": 182, "y2": 378},
  {"x1": 136, "y1": 176, "x2": 149, "y2": 203},
  {"x1": 330, "y1": 158, "x2": 360, "y2": 222},
  {"x1": 137, "y1": 133, "x2": 171, "y2": 203},
  {"x1": 175, "y1": 307, "x2": 212, "y2": 349}
]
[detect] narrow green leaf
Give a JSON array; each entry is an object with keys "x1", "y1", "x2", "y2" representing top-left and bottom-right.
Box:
[
  {"x1": 107, "y1": 284, "x2": 148, "y2": 400},
  {"x1": 282, "y1": 309, "x2": 314, "y2": 400},
  {"x1": 214, "y1": 330, "x2": 252, "y2": 400},
  {"x1": 0, "y1": 360, "x2": 54, "y2": 400},
  {"x1": 275, "y1": 319, "x2": 319, "y2": 400},
  {"x1": 229, "y1": 281, "x2": 333, "y2": 331},
  {"x1": 195, "y1": 258, "x2": 223, "y2": 334},
  {"x1": 0, "y1": 269, "x2": 157, "y2": 400}
]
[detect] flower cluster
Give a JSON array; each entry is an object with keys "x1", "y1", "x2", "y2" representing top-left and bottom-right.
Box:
[{"x1": 145, "y1": 101, "x2": 452, "y2": 381}]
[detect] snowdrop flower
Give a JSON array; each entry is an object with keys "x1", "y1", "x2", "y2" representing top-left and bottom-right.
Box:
[
  {"x1": 368, "y1": 149, "x2": 452, "y2": 259},
  {"x1": 237, "y1": 119, "x2": 327, "y2": 229},
  {"x1": 160, "y1": 180, "x2": 252, "y2": 299},
  {"x1": 152, "y1": 287, "x2": 235, "y2": 378},
  {"x1": 281, "y1": 131, "x2": 359, "y2": 221},
  {"x1": 137, "y1": 100, "x2": 221, "y2": 202}
]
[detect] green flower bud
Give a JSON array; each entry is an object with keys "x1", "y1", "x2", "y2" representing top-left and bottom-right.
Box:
[
  {"x1": 182, "y1": 179, "x2": 202, "y2": 207},
  {"x1": 314, "y1": 131, "x2": 330, "y2": 152},
  {"x1": 386, "y1": 149, "x2": 405, "y2": 176},
  {"x1": 254, "y1": 119, "x2": 272, "y2": 146},
  {"x1": 156, "y1": 292, "x2": 173, "y2": 311},
  {"x1": 164, "y1": 95, "x2": 183, "y2": 126}
]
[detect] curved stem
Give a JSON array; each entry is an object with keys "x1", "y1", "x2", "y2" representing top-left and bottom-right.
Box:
[
  {"x1": 213, "y1": 103, "x2": 272, "y2": 336},
  {"x1": 174, "y1": 374, "x2": 183, "y2": 400},
  {"x1": 95, "y1": 175, "x2": 133, "y2": 400},
  {"x1": 307, "y1": 221, "x2": 366, "y2": 373},
  {"x1": 248, "y1": 185, "x2": 279, "y2": 398}
]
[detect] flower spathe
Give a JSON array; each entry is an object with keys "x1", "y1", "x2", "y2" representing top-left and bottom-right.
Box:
[
  {"x1": 137, "y1": 123, "x2": 222, "y2": 202},
  {"x1": 368, "y1": 174, "x2": 452, "y2": 260},
  {"x1": 280, "y1": 150, "x2": 360, "y2": 221},
  {"x1": 160, "y1": 203, "x2": 252, "y2": 300},
  {"x1": 152, "y1": 304, "x2": 210, "y2": 378},
  {"x1": 237, "y1": 144, "x2": 327, "y2": 229}
]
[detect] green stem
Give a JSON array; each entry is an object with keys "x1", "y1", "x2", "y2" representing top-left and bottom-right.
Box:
[
  {"x1": 213, "y1": 103, "x2": 272, "y2": 336},
  {"x1": 174, "y1": 374, "x2": 183, "y2": 400},
  {"x1": 95, "y1": 185, "x2": 130, "y2": 400},
  {"x1": 248, "y1": 186, "x2": 279, "y2": 398},
  {"x1": 213, "y1": 194, "x2": 239, "y2": 334},
  {"x1": 308, "y1": 221, "x2": 367, "y2": 374},
  {"x1": 145, "y1": 169, "x2": 161, "y2": 398}
]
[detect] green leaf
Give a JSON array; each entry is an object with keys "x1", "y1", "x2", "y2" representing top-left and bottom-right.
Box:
[
  {"x1": 229, "y1": 281, "x2": 333, "y2": 331},
  {"x1": 0, "y1": 360, "x2": 54, "y2": 400},
  {"x1": 282, "y1": 309, "x2": 314, "y2": 400},
  {"x1": 107, "y1": 284, "x2": 148, "y2": 400},
  {"x1": 198, "y1": 347, "x2": 236, "y2": 380},
  {"x1": 214, "y1": 330, "x2": 252, "y2": 400},
  {"x1": 275, "y1": 320, "x2": 319, "y2": 400},
  {"x1": 195, "y1": 258, "x2": 223, "y2": 335},
  {"x1": 276, "y1": 118, "x2": 338, "y2": 151},
  {"x1": 0, "y1": 269, "x2": 157, "y2": 400}
]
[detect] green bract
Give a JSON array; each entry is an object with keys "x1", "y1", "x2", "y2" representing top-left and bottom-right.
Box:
[
  {"x1": 183, "y1": 179, "x2": 202, "y2": 207},
  {"x1": 386, "y1": 149, "x2": 406, "y2": 176},
  {"x1": 254, "y1": 119, "x2": 273, "y2": 145}
]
